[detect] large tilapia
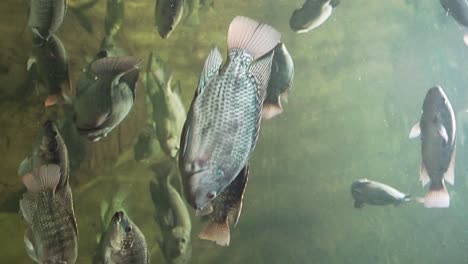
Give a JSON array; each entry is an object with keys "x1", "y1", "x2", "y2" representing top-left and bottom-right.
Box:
[
  {"x1": 28, "y1": 0, "x2": 67, "y2": 42},
  {"x1": 178, "y1": 16, "x2": 281, "y2": 210},
  {"x1": 409, "y1": 86, "x2": 456, "y2": 208},
  {"x1": 289, "y1": 0, "x2": 340, "y2": 33},
  {"x1": 20, "y1": 164, "x2": 78, "y2": 263}
]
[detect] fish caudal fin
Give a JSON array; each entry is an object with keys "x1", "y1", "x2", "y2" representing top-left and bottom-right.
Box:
[
  {"x1": 21, "y1": 164, "x2": 61, "y2": 193},
  {"x1": 409, "y1": 122, "x2": 421, "y2": 139},
  {"x1": 419, "y1": 162, "x2": 430, "y2": 187},
  {"x1": 262, "y1": 100, "x2": 283, "y2": 119},
  {"x1": 444, "y1": 146, "x2": 456, "y2": 186},
  {"x1": 199, "y1": 220, "x2": 231, "y2": 246},
  {"x1": 421, "y1": 183, "x2": 450, "y2": 208},
  {"x1": 227, "y1": 16, "x2": 281, "y2": 60}
]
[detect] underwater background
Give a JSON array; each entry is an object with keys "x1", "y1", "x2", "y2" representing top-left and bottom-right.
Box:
[{"x1": 2, "y1": 0, "x2": 468, "y2": 263}]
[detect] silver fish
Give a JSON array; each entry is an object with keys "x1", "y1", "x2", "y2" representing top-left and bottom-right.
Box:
[
  {"x1": 350, "y1": 179, "x2": 411, "y2": 208},
  {"x1": 263, "y1": 43, "x2": 294, "y2": 119},
  {"x1": 289, "y1": 0, "x2": 340, "y2": 33},
  {"x1": 105, "y1": 0, "x2": 125, "y2": 38},
  {"x1": 150, "y1": 162, "x2": 192, "y2": 264},
  {"x1": 155, "y1": 0, "x2": 184, "y2": 39},
  {"x1": 409, "y1": 86, "x2": 456, "y2": 208},
  {"x1": 95, "y1": 211, "x2": 149, "y2": 264},
  {"x1": 28, "y1": 0, "x2": 67, "y2": 42},
  {"x1": 178, "y1": 16, "x2": 280, "y2": 210},
  {"x1": 73, "y1": 56, "x2": 141, "y2": 142},
  {"x1": 145, "y1": 52, "x2": 186, "y2": 159},
  {"x1": 198, "y1": 165, "x2": 248, "y2": 246},
  {"x1": 20, "y1": 164, "x2": 78, "y2": 264}
]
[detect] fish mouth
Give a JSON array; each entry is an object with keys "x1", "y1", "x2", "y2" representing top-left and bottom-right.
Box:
[{"x1": 112, "y1": 211, "x2": 124, "y2": 222}]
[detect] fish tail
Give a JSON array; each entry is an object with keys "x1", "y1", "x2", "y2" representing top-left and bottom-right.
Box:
[
  {"x1": 227, "y1": 16, "x2": 281, "y2": 60},
  {"x1": 198, "y1": 219, "x2": 231, "y2": 246},
  {"x1": 21, "y1": 164, "x2": 61, "y2": 193},
  {"x1": 422, "y1": 182, "x2": 450, "y2": 208}
]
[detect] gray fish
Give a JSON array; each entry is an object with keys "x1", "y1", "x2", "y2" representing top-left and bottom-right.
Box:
[
  {"x1": 27, "y1": 34, "x2": 72, "y2": 107},
  {"x1": 95, "y1": 211, "x2": 149, "y2": 264},
  {"x1": 28, "y1": 0, "x2": 67, "y2": 42},
  {"x1": 155, "y1": 0, "x2": 184, "y2": 39},
  {"x1": 150, "y1": 161, "x2": 192, "y2": 264},
  {"x1": 20, "y1": 164, "x2": 78, "y2": 264},
  {"x1": 440, "y1": 0, "x2": 468, "y2": 27},
  {"x1": 350, "y1": 179, "x2": 411, "y2": 208},
  {"x1": 145, "y1": 52, "x2": 186, "y2": 159},
  {"x1": 73, "y1": 56, "x2": 141, "y2": 142},
  {"x1": 198, "y1": 165, "x2": 248, "y2": 246},
  {"x1": 105, "y1": 0, "x2": 125, "y2": 38},
  {"x1": 178, "y1": 16, "x2": 280, "y2": 210},
  {"x1": 18, "y1": 120, "x2": 70, "y2": 190},
  {"x1": 289, "y1": 0, "x2": 340, "y2": 33},
  {"x1": 263, "y1": 43, "x2": 294, "y2": 119},
  {"x1": 409, "y1": 86, "x2": 456, "y2": 208}
]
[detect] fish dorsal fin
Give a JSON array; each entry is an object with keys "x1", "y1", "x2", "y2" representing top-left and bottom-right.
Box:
[
  {"x1": 21, "y1": 164, "x2": 61, "y2": 193},
  {"x1": 409, "y1": 122, "x2": 421, "y2": 139},
  {"x1": 228, "y1": 165, "x2": 249, "y2": 227},
  {"x1": 62, "y1": 185, "x2": 79, "y2": 237},
  {"x1": 91, "y1": 56, "x2": 142, "y2": 77},
  {"x1": 197, "y1": 47, "x2": 223, "y2": 96},
  {"x1": 250, "y1": 52, "x2": 274, "y2": 103}
]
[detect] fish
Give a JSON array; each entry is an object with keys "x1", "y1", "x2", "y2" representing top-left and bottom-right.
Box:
[
  {"x1": 198, "y1": 165, "x2": 249, "y2": 246},
  {"x1": 440, "y1": 0, "x2": 468, "y2": 45},
  {"x1": 409, "y1": 86, "x2": 456, "y2": 208},
  {"x1": 178, "y1": 16, "x2": 280, "y2": 210},
  {"x1": 289, "y1": 0, "x2": 340, "y2": 33},
  {"x1": 18, "y1": 120, "x2": 70, "y2": 189},
  {"x1": 94, "y1": 211, "x2": 149, "y2": 264},
  {"x1": 150, "y1": 161, "x2": 192, "y2": 264},
  {"x1": 262, "y1": 43, "x2": 294, "y2": 119},
  {"x1": 28, "y1": 0, "x2": 67, "y2": 42},
  {"x1": 27, "y1": 34, "x2": 73, "y2": 107},
  {"x1": 145, "y1": 52, "x2": 186, "y2": 159},
  {"x1": 155, "y1": 0, "x2": 184, "y2": 39},
  {"x1": 73, "y1": 56, "x2": 141, "y2": 142},
  {"x1": 104, "y1": 0, "x2": 125, "y2": 38},
  {"x1": 350, "y1": 179, "x2": 411, "y2": 208},
  {"x1": 19, "y1": 164, "x2": 78, "y2": 264}
]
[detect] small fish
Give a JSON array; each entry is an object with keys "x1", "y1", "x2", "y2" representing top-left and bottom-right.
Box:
[
  {"x1": 20, "y1": 164, "x2": 78, "y2": 264},
  {"x1": 73, "y1": 56, "x2": 141, "y2": 142},
  {"x1": 263, "y1": 43, "x2": 294, "y2": 119},
  {"x1": 155, "y1": 0, "x2": 184, "y2": 39},
  {"x1": 150, "y1": 162, "x2": 192, "y2": 264},
  {"x1": 350, "y1": 179, "x2": 411, "y2": 208},
  {"x1": 28, "y1": 34, "x2": 72, "y2": 107},
  {"x1": 409, "y1": 86, "x2": 456, "y2": 208},
  {"x1": 289, "y1": 0, "x2": 340, "y2": 33},
  {"x1": 440, "y1": 0, "x2": 468, "y2": 45},
  {"x1": 28, "y1": 0, "x2": 67, "y2": 42},
  {"x1": 145, "y1": 52, "x2": 186, "y2": 159},
  {"x1": 198, "y1": 165, "x2": 248, "y2": 246},
  {"x1": 95, "y1": 211, "x2": 149, "y2": 264},
  {"x1": 105, "y1": 0, "x2": 125, "y2": 38},
  {"x1": 179, "y1": 16, "x2": 280, "y2": 210}
]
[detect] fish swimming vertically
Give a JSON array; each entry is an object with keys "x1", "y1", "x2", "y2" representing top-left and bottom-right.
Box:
[
  {"x1": 20, "y1": 164, "x2": 78, "y2": 264},
  {"x1": 94, "y1": 211, "x2": 149, "y2": 264},
  {"x1": 73, "y1": 56, "x2": 141, "y2": 142},
  {"x1": 178, "y1": 16, "x2": 280, "y2": 210},
  {"x1": 155, "y1": 0, "x2": 184, "y2": 39},
  {"x1": 440, "y1": 0, "x2": 468, "y2": 45},
  {"x1": 263, "y1": 43, "x2": 294, "y2": 119},
  {"x1": 27, "y1": 34, "x2": 72, "y2": 107},
  {"x1": 409, "y1": 86, "x2": 456, "y2": 208},
  {"x1": 145, "y1": 52, "x2": 186, "y2": 159},
  {"x1": 150, "y1": 162, "x2": 192, "y2": 264},
  {"x1": 105, "y1": 0, "x2": 125, "y2": 38},
  {"x1": 28, "y1": 0, "x2": 67, "y2": 42},
  {"x1": 289, "y1": 0, "x2": 340, "y2": 33},
  {"x1": 350, "y1": 179, "x2": 411, "y2": 208},
  {"x1": 198, "y1": 165, "x2": 248, "y2": 246}
]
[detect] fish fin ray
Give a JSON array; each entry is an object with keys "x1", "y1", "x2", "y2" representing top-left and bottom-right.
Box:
[
  {"x1": 420, "y1": 162, "x2": 430, "y2": 187},
  {"x1": 91, "y1": 57, "x2": 142, "y2": 76},
  {"x1": 197, "y1": 47, "x2": 223, "y2": 95},
  {"x1": 422, "y1": 183, "x2": 450, "y2": 208},
  {"x1": 198, "y1": 219, "x2": 231, "y2": 246},
  {"x1": 409, "y1": 122, "x2": 421, "y2": 139},
  {"x1": 21, "y1": 164, "x2": 61, "y2": 193}
]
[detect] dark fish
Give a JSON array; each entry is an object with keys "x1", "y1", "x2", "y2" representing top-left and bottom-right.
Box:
[
  {"x1": 289, "y1": 0, "x2": 340, "y2": 33},
  {"x1": 350, "y1": 179, "x2": 411, "y2": 208},
  {"x1": 150, "y1": 162, "x2": 192, "y2": 264},
  {"x1": 20, "y1": 164, "x2": 78, "y2": 264},
  {"x1": 178, "y1": 16, "x2": 280, "y2": 210},
  {"x1": 409, "y1": 86, "x2": 456, "y2": 208},
  {"x1": 440, "y1": 0, "x2": 468, "y2": 27},
  {"x1": 73, "y1": 56, "x2": 141, "y2": 142},
  {"x1": 105, "y1": 0, "x2": 125, "y2": 38},
  {"x1": 198, "y1": 165, "x2": 248, "y2": 246},
  {"x1": 263, "y1": 43, "x2": 294, "y2": 119},
  {"x1": 94, "y1": 211, "x2": 149, "y2": 264},
  {"x1": 28, "y1": 34, "x2": 72, "y2": 107},
  {"x1": 155, "y1": 0, "x2": 184, "y2": 39},
  {"x1": 28, "y1": 0, "x2": 67, "y2": 42}
]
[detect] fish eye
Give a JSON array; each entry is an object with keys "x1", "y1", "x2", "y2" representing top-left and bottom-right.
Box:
[
  {"x1": 125, "y1": 226, "x2": 132, "y2": 233},
  {"x1": 207, "y1": 191, "x2": 216, "y2": 199},
  {"x1": 181, "y1": 238, "x2": 186, "y2": 243}
]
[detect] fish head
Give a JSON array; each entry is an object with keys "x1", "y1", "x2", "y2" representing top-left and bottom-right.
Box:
[
  {"x1": 423, "y1": 86, "x2": 449, "y2": 115},
  {"x1": 350, "y1": 179, "x2": 370, "y2": 196},
  {"x1": 183, "y1": 166, "x2": 222, "y2": 210},
  {"x1": 40, "y1": 120, "x2": 60, "y2": 155},
  {"x1": 171, "y1": 227, "x2": 191, "y2": 257},
  {"x1": 108, "y1": 211, "x2": 133, "y2": 248}
]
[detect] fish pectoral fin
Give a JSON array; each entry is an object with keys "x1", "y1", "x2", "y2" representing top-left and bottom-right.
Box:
[
  {"x1": 24, "y1": 228, "x2": 38, "y2": 263},
  {"x1": 353, "y1": 200, "x2": 364, "y2": 209},
  {"x1": 419, "y1": 162, "x2": 430, "y2": 187},
  {"x1": 409, "y1": 122, "x2": 421, "y2": 139},
  {"x1": 438, "y1": 124, "x2": 449, "y2": 144},
  {"x1": 197, "y1": 47, "x2": 223, "y2": 96},
  {"x1": 444, "y1": 146, "x2": 456, "y2": 186},
  {"x1": 26, "y1": 57, "x2": 36, "y2": 72}
]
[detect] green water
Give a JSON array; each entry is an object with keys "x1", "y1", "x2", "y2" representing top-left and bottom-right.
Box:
[{"x1": 2, "y1": 0, "x2": 468, "y2": 263}]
